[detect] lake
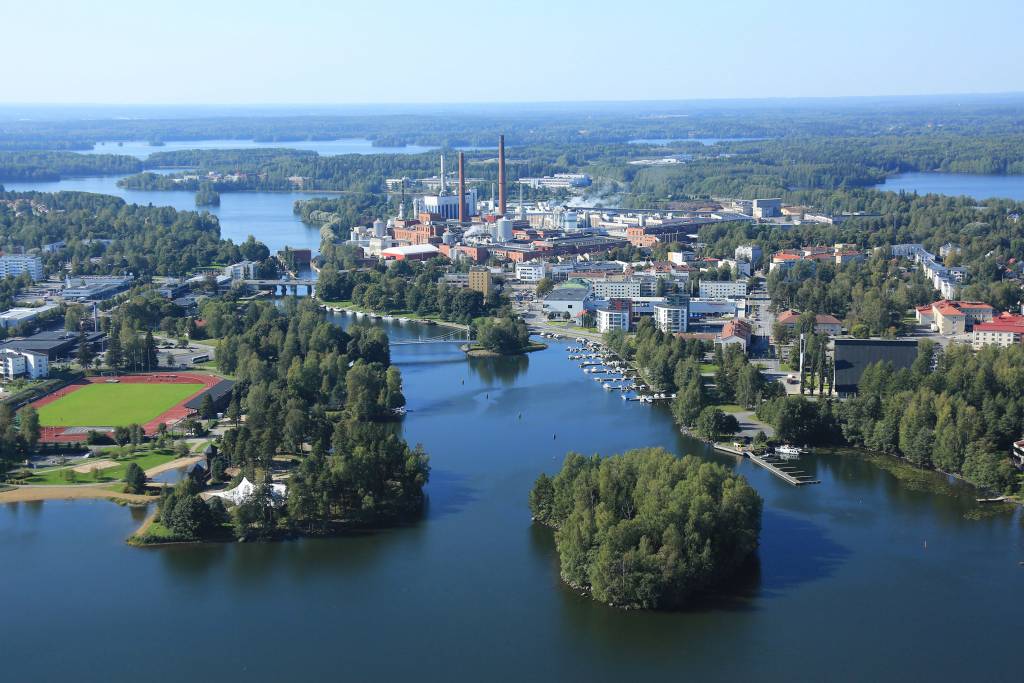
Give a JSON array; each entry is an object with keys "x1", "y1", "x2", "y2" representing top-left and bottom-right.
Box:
[
  {"x1": 84, "y1": 138, "x2": 438, "y2": 159},
  {"x1": 629, "y1": 137, "x2": 768, "y2": 146},
  {"x1": 875, "y1": 172, "x2": 1024, "y2": 201},
  {"x1": 1, "y1": 314, "x2": 1022, "y2": 681},
  {"x1": 1, "y1": 175, "x2": 327, "y2": 255}
]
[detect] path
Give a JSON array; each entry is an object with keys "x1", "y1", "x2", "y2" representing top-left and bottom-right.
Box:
[{"x1": 0, "y1": 484, "x2": 153, "y2": 504}]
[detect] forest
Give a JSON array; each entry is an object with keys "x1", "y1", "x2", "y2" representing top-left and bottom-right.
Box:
[
  {"x1": 152, "y1": 298, "x2": 429, "y2": 542},
  {"x1": 529, "y1": 447, "x2": 762, "y2": 609}
]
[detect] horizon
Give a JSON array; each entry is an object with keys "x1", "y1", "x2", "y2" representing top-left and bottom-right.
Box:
[{"x1": 5, "y1": 0, "x2": 1023, "y2": 105}]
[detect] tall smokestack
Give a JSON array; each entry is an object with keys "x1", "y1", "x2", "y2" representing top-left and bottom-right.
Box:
[
  {"x1": 498, "y1": 134, "x2": 506, "y2": 216},
  {"x1": 440, "y1": 154, "x2": 445, "y2": 195},
  {"x1": 458, "y1": 152, "x2": 466, "y2": 223}
]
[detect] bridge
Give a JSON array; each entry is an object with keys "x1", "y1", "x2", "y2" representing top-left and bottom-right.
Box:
[
  {"x1": 241, "y1": 279, "x2": 317, "y2": 296},
  {"x1": 391, "y1": 330, "x2": 472, "y2": 346}
]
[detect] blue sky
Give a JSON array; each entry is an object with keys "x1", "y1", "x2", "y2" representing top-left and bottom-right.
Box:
[{"x1": 4, "y1": 0, "x2": 1023, "y2": 104}]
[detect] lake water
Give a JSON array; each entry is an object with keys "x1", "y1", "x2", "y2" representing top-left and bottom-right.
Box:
[
  {"x1": 2, "y1": 314, "x2": 1022, "y2": 681},
  {"x1": 84, "y1": 138, "x2": 438, "y2": 159},
  {"x1": 1, "y1": 175, "x2": 327, "y2": 254},
  {"x1": 875, "y1": 172, "x2": 1024, "y2": 201},
  {"x1": 629, "y1": 137, "x2": 768, "y2": 146}
]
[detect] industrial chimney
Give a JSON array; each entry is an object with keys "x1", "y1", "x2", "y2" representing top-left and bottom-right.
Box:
[
  {"x1": 458, "y1": 151, "x2": 466, "y2": 224},
  {"x1": 498, "y1": 134, "x2": 506, "y2": 216}
]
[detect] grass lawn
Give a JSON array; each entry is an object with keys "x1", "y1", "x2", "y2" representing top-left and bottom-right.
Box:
[
  {"x1": 699, "y1": 363, "x2": 719, "y2": 373},
  {"x1": 715, "y1": 403, "x2": 748, "y2": 413},
  {"x1": 37, "y1": 383, "x2": 203, "y2": 427},
  {"x1": 25, "y1": 450, "x2": 177, "y2": 484}
]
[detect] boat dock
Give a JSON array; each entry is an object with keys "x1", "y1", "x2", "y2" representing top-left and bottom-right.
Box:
[{"x1": 747, "y1": 452, "x2": 820, "y2": 486}]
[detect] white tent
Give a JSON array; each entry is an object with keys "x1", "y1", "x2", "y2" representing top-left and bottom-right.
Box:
[{"x1": 210, "y1": 477, "x2": 287, "y2": 506}]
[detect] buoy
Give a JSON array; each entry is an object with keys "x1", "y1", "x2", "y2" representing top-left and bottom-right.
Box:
[{"x1": 553, "y1": 433, "x2": 557, "y2": 440}]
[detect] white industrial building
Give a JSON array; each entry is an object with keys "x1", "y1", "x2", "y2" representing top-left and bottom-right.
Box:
[{"x1": 0, "y1": 304, "x2": 58, "y2": 330}]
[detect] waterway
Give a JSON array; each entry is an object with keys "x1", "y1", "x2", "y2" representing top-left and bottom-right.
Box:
[
  {"x1": 1, "y1": 175, "x2": 327, "y2": 255},
  {"x1": 874, "y1": 172, "x2": 1024, "y2": 201},
  {"x1": 1, "y1": 313, "x2": 1022, "y2": 681},
  {"x1": 83, "y1": 138, "x2": 438, "y2": 159}
]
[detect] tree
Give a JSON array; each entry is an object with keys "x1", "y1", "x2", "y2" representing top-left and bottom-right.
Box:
[
  {"x1": 536, "y1": 277, "x2": 555, "y2": 296},
  {"x1": 124, "y1": 462, "x2": 146, "y2": 494},
  {"x1": 695, "y1": 407, "x2": 738, "y2": 443},
  {"x1": 19, "y1": 407, "x2": 40, "y2": 450},
  {"x1": 199, "y1": 393, "x2": 216, "y2": 420},
  {"x1": 105, "y1": 334, "x2": 123, "y2": 370},
  {"x1": 76, "y1": 329, "x2": 94, "y2": 368},
  {"x1": 226, "y1": 395, "x2": 241, "y2": 426}
]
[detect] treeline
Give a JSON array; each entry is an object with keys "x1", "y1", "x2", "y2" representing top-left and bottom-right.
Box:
[
  {"x1": 0, "y1": 190, "x2": 268, "y2": 278},
  {"x1": 0, "y1": 151, "x2": 141, "y2": 181},
  {"x1": 317, "y1": 258, "x2": 507, "y2": 325},
  {"x1": 755, "y1": 342, "x2": 1024, "y2": 494},
  {"x1": 158, "y1": 299, "x2": 428, "y2": 541},
  {"x1": 529, "y1": 448, "x2": 762, "y2": 610}
]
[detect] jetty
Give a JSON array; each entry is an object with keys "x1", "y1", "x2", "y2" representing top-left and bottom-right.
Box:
[{"x1": 747, "y1": 451, "x2": 820, "y2": 486}]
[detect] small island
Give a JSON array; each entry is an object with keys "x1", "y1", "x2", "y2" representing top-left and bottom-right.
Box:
[
  {"x1": 463, "y1": 315, "x2": 546, "y2": 357},
  {"x1": 529, "y1": 448, "x2": 762, "y2": 610},
  {"x1": 195, "y1": 183, "x2": 220, "y2": 206}
]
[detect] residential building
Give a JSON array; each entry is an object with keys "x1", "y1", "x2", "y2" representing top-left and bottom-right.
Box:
[
  {"x1": 698, "y1": 280, "x2": 747, "y2": 299},
  {"x1": 0, "y1": 255, "x2": 43, "y2": 281},
  {"x1": 592, "y1": 279, "x2": 642, "y2": 299},
  {"x1": 596, "y1": 299, "x2": 631, "y2": 333},
  {"x1": 0, "y1": 349, "x2": 49, "y2": 380},
  {"x1": 654, "y1": 300, "x2": 689, "y2": 333},
  {"x1": 468, "y1": 267, "x2": 492, "y2": 298},
  {"x1": 716, "y1": 319, "x2": 752, "y2": 352},
  {"x1": 972, "y1": 313, "x2": 1024, "y2": 348},
  {"x1": 917, "y1": 300, "x2": 994, "y2": 335},
  {"x1": 734, "y1": 244, "x2": 762, "y2": 268},
  {"x1": 223, "y1": 261, "x2": 259, "y2": 280},
  {"x1": 775, "y1": 310, "x2": 843, "y2": 337}
]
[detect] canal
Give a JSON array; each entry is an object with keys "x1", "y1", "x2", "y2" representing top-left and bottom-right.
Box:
[{"x1": 2, "y1": 313, "x2": 1022, "y2": 681}]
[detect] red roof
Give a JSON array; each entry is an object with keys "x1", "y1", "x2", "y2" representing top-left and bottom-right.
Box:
[{"x1": 974, "y1": 313, "x2": 1024, "y2": 334}]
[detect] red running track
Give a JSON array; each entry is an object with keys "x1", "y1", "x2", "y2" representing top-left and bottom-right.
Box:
[{"x1": 31, "y1": 372, "x2": 221, "y2": 444}]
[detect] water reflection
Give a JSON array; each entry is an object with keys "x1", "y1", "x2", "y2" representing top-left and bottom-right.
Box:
[{"x1": 467, "y1": 354, "x2": 529, "y2": 385}]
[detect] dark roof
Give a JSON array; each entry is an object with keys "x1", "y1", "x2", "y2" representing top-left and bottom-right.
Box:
[
  {"x1": 184, "y1": 379, "x2": 235, "y2": 410},
  {"x1": 833, "y1": 339, "x2": 918, "y2": 393},
  {"x1": 545, "y1": 287, "x2": 591, "y2": 302}
]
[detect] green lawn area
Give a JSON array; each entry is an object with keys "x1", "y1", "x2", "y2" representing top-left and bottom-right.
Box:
[
  {"x1": 25, "y1": 450, "x2": 178, "y2": 484},
  {"x1": 715, "y1": 403, "x2": 748, "y2": 413},
  {"x1": 37, "y1": 383, "x2": 203, "y2": 427},
  {"x1": 700, "y1": 363, "x2": 719, "y2": 373}
]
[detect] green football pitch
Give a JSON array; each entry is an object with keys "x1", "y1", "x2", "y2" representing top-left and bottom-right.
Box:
[{"x1": 36, "y1": 382, "x2": 204, "y2": 427}]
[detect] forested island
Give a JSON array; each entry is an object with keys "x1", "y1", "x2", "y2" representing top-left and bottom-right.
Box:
[
  {"x1": 530, "y1": 448, "x2": 762, "y2": 610},
  {"x1": 194, "y1": 183, "x2": 220, "y2": 206}
]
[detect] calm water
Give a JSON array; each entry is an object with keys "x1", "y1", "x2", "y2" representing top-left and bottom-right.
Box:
[
  {"x1": 628, "y1": 137, "x2": 768, "y2": 146},
  {"x1": 2, "y1": 314, "x2": 1022, "y2": 681},
  {"x1": 84, "y1": 138, "x2": 438, "y2": 159},
  {"x1": 875, "y1": 172, "x2": 1024, "y2": 201},
  {"x1": 1, "y1": 175, "x2": 327, "y2": 254}
]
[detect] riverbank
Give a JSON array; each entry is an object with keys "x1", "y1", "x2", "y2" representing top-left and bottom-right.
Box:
[
  {"x1": 461, "y1": 342, "x2": 547, "y2": 358},
  {"x1": 0, "y1": 484, "x2": 153, "y2": 505},
  {"x1": 320, "y1": 301, "x2": 470, "y2": 332}
]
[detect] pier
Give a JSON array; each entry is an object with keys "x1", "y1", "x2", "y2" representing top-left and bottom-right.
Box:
[{"x1": 747, "y1": 452, "x2": 820, "y2": 486}]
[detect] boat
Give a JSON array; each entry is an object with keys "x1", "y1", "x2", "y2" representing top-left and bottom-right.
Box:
[{"x1": 775, "y1": 445, "x2": 802, "y2": 460}]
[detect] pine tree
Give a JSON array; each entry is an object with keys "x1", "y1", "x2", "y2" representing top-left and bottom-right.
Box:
[{"x1": 106, "y1": 334, "x2": 123, "y2": 371}]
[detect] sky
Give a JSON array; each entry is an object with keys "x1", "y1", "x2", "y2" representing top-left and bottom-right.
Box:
[{"x1": 4, "y1": 0, "x2": 1024, "y2": 105}]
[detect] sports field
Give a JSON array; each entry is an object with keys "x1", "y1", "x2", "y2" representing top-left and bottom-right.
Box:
[{"x1": 37, "y1": 382, "x2": 204, "y2": 427}]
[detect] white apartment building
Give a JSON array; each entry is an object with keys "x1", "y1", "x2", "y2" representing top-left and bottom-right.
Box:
[
  {"x1": 592, "y1": 279, "x2": 642, "y2": 299},
  {"x1": 0, "y1": 255, "x2": 43, "y2": 281},
  {"x1": 515, "y1": 262, "x2": 547, "y2": 282},
  {"x1": 223, "y1": 261, "x2": 259, "y2": 280},
  {"x1": 654, "y1": 303, "x2": 688, "y2": 333},
  {"x1": 596, "y1": 307, "x2": 631, "y2": 333},
  {"x1": 698, "y1": 280, "x2": 747, "y2": 299},
  {"x1": 0, "y1": 349, "x2": 49, "y2": 380}
]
